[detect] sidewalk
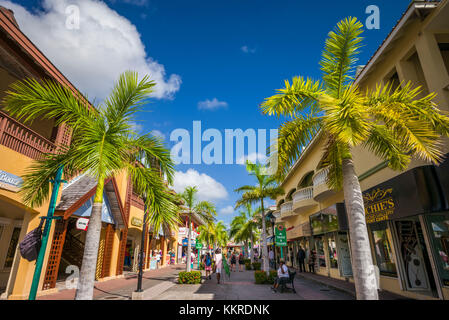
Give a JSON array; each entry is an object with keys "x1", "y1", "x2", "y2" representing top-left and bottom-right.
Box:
[
  {"x1": 295, "y1": 271, "x2": 409, "y2": 300},
  {"x1": 38, "y1": 264, "x2": 184, "y2": 300},
  {"x1": 154, "y1": 269, "x2": 354, "y2": 300}
]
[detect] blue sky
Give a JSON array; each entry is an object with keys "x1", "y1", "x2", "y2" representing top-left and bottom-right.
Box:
[{"x1": 4, "y1": 0, "x2": 412, "y2": 228}]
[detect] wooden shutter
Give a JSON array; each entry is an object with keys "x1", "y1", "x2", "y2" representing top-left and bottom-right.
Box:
[{"x1": 42, "y1": 219, "x2": 68, "y2": 290}]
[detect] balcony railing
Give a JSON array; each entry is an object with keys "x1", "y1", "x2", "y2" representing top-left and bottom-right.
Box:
[
  {"x1": 292, "y1": 186, "x2": 314, "y2": 202},
  {"x1": 280, "y1": 201, "x2": 293, "y2": 216},
  {"x1": 313, "y1": 167, "x2": 329, "y2": 187},
  {"x1": 0, "y1": 111, "x2": 56, "y2": 160}
]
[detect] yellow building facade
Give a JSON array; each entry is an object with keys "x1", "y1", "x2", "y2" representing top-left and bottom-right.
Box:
[{"x1": 276, "y1": 0, "x2": 449, "y2": 300}]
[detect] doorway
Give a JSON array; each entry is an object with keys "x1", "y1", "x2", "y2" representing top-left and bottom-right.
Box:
[{"x1": 394, "y1": 218, "x2": 438, "y2": 297}]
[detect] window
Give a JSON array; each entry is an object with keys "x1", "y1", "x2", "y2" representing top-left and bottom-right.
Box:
[
  {"x1": 426, "y1": 214, "x2": 449, "y2": 286},
  {"x1": 369, "y1": 222, "x2": 397, "y2": 276},
  {"x1": 314, "y1": 237, "x2": 326, "y2": 267},
  {"x1": 4, "y1": 227, "x2": 21, "y2": 268},
  {"x1": 328, "y1": 235, "x2": 338, "y2": 268}
]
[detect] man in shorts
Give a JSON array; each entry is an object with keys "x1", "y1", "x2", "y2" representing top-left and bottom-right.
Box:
[{"x1": 214, "y1": 248, "x2": 223, "y2": 284}]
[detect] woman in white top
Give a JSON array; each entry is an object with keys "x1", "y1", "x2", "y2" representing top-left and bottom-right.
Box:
[{"x1": 214, "y1": 248, "x2": 223, "y2": 284}]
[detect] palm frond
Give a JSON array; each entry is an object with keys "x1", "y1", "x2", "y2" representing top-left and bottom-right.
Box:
[
  {"x1": 261, "y1": 76, "x2": 323, "y2": 117},
  {"x1": 320, "y1": 17, "x2": 364, "y2": 98}
]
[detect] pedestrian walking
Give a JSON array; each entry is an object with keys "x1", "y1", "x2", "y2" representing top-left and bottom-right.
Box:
[
  {"x1": 214, "y1": 248, "x2": 223, "y2": 284},
  {"x1": 238, "y1": 252, "x2": 244, "y2": 272},
  {"x1": 156, "y1": 250, "x2": 161, "y2": 268},
  {"x1": 297, "y1": 246, "x2": 306, "y2": 272},
  {"x1": 308, "y1": 249, "x2": 315, "y2": 273},
  {"x1": 203, "y1": 252, "x2": 212, "y2": 279},
  {"x1": 230, "y1": 251, "x2": 236, "y2": 272}
]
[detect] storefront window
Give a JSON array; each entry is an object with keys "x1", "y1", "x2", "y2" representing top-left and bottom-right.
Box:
[
  {"x1": 369, "y1": 222, "x2": 397, "y2": 276},
  {"x1": 315, "y1": 237, "x2": 326, "y2": 267},
  {"x1": 426, "y1": 214, "x2": 449, "y2": 286},
  {"x1": 328, "y1": 235, "x2": 338, "y2": 268}
]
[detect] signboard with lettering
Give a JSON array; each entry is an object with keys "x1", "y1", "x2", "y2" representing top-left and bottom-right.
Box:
[
  {"x1": 363, "y1": 188, "x2": 395, "y2": 224},
  {"x1": 361, "y1": 166, "x2": 441, "y2": 224},
  {"x1": 131, "y1": 217, "x2": 142, "y2": 227},
  {"x1": 0, "y1": 170, "x2": 23, "y2": 192},
  {"x1": 195, "y1": 239, "x2": 203, "y2": 249},
  {"x1": 275, "y1": 224, "x2": 287, "y2": 247},
  {"x1": 76, "y1": 217, "x2": 89, "y2": 231}
]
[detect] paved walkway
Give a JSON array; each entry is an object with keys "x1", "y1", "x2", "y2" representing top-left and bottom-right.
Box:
[
  {"x1": 295, "y1": 271, "x2": 408, "y2": 300},
  {"x1": 38, "y1": 264, "x2": 183, "y2": 300},
  {"x1": 155, "y1": 269, "x2": 354, "y2": 300}
]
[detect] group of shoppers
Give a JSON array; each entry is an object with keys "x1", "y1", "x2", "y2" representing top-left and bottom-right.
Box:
[{"x1": 269, "y1": 246, "x2": 316, "y2": 273}]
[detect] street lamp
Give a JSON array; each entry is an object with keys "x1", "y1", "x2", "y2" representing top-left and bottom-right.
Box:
[
  {"x1": 270, "y1": 215, "x2": 276, "y2": 270},
  {"x1": 136, "y1": 194, "x2": 148, "y2": 293}
]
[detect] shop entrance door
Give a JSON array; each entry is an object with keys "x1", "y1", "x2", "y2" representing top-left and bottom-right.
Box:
[{"x1": 395, "y1": 219, "x2": 438, "y2": 297}]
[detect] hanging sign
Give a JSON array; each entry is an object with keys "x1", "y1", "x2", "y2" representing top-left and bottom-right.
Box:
[
  {"x1": 275, "y1": 224, "x2": 287, "y2": 247},
  {"x1": 195, "y1": 239, "x2": 203, "y2": 249},
  {"x1": 0, "y1": 170, "x2": 22, "y2": 192},
  {"x1": 76, "y1": 217, "x2": 90, "y2": 231}
]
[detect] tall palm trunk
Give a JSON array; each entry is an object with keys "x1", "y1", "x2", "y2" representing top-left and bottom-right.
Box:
[
  {"x1": 260, "y1": 198, "x2": 269, "y2": 273},
  {"x1": 75, "y1": 179, "x2": 105, "y2": 300},
  {"x1": 186, "y1": 213, "x2": 192, "y2": 272},
  {"x1": 342, "y1": 158, "x2": 378, "y2": 300}
]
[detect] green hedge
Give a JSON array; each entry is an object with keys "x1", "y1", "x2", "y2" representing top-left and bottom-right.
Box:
[
  {"x1": 254, "y1": 270, "x2": 278, "y2": 284},
  {"x1": 252, "y1": 262, "x2": 261, "y2": 270},
  {"x1": 254, "y1": 270, "x2": 267, "y2": 284},
  {"x1": 244, "y1": 259, "x2": 252, "y2": 270},
  {"x1": 178, "y1": 271, "x2": 202, "y2": 284}
]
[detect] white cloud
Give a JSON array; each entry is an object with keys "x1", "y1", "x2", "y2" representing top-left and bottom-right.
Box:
[
  {"x1": 197, "y1": 98, "x2": 228, "y2": 111},
  {"x1": 172, "y1": 169, "x2": 228, "y2": 202},
  {"x1": 237, "y1": 152, "x2": 267, "y2": 165},
  {"x1": 241, "y1": 45, "x2": 256, "y2": 54},
  {"x1": 151, "y1": 130, "x2": 165, "y2": 140},
  {"x1": 219, "y1": 205, "x2": 234, "y2": 215},
  {"x1": 0, "y1": 0, "x2": 181, "y2": 101}
]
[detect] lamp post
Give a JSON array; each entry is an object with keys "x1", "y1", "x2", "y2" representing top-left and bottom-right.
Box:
[
  {"x1": 136, "y1": 194, "x2": 148, "y2": 293},
  {"x1": 270, "y1": 215, "x2": 276, "y2": 271},
  {"x1": 29, "y1": 165, "x2": 64, "y2": 300}
]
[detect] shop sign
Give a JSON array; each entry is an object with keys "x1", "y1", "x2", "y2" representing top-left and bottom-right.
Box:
[
  {"x1": 275, "y1": 224, "x2": 287, "y2": 247},
  {"x1": 76, "y1": 217, "x2": 89, "y2": 231},
  {"x1": 195, "y1": 239, "x2": 203, "y2": 249},
  {"x1": 363, "y1": 188, "x2": 395, "y2": 224},
  {"x1": 182, "y1": 238, "x2": 189, "y2": 246},
  {"x1": 131, "y1": 217, "x2": 142, "y2": 227},
  {"x1": 0, "y1": 170, "x2": 22, "y2": 192}
]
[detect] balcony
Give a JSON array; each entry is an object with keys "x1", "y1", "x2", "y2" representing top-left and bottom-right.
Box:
[
  {"x1": 280, "y1": 201, "x2": 294, "y2": 219},
  {"x1": 292, "y1": 186, "x2": 318, "y2": 214},
  {"x1": 0, "y1": 111, "x2": 56, "y2": 160},
  {"x1": 312, "y1": 166, "x2": 334, "y2": 201}
]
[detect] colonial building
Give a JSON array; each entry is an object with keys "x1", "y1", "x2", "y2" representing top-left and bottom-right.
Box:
[
  {"x1": 0, "y1": 6, "x2": 179, "y2": 299},
  {"x1": 275, "y1": 0, "x2": 449, "y2": 300}
]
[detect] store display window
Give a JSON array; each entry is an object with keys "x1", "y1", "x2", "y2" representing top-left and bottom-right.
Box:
[
  {"x1": 369, "y1": 221, "x2": 397, "y2": 276},
  {"x1": 426, "y1": 214, "x2": 449, "y2": 286},
  {"x1": 328, "y1": 234, "x2": 338, "y2": 268}
]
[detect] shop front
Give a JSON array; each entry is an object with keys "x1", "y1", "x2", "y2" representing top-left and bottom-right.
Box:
[
  {"x1": 309, "y1": 203, "x2": 352, "y2": 279},
  {"x1": 362, "y1": 163, "x2": 449, "y2": 299},
  {"x1": 286, "y1": 222, "x2": 312, "y2": 269}
]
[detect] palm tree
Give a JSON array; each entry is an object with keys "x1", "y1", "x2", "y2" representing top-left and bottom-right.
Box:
[
  {"x1": 261, "y1": 17, "x2": 449, "y2": 299},
  {"x1": 214, "y1": 221, "x2": 229, "y2": 249},
  {"x1": 229, "y1": 203, "x2": 261, "y2": 262},
  {"x1": 197, "y1": 223, "x2": 216, "y2": 253},
  {"x1": 3, "y1": 71, "x2": 175, "y2": 300},
  {"x1": 235, "y1": 161, "x2": 284, "y2": 273},
  {"x1": 180, "y1": 186, "x2": 217, "y2": 272}
]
